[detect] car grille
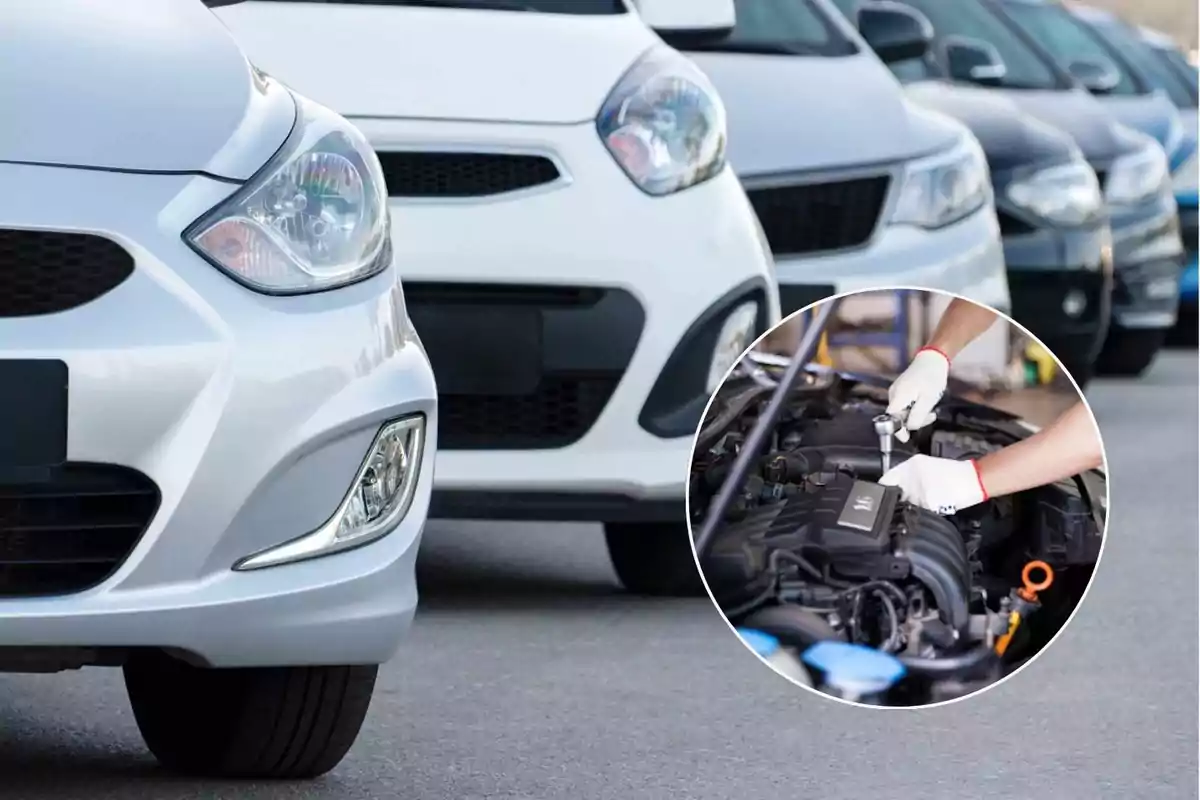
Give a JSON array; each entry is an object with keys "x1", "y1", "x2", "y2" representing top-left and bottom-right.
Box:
[
  {"x1": 997, "y1": 209, "x2": 1038, "y2": 236},
  {"x1": 438, "y1": 375, "x2": 621, "y2": 450},
  {"x1": 0, "y1": 230, "x2": 134, "y2": 317},
  {"x1": 377, "y1": 151, "x2": 561, "y2": 198},
  {"x1": 405, "y1": 283, "x2": 642, "y2": 451},
  {"x1": 746, "y1": 175, "x2": 891, "y2": 257},
  {"x1": 0, "y1": 464, "x2": 160, "y2": 597}
]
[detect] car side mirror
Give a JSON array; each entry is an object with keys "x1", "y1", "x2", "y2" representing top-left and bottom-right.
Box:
[
  {"x1": 945, "y1": 36, "x2": 1008, "y2": 87},
  {"x1": 858, "y1": 2, "x2": 933, "y2": 65},
  {"x1": 1067, "y1": 58, "x2": 1121, "y2": 94},
  {"x1": 634, "y1": 0, "x2": 736, "y2": 46}
]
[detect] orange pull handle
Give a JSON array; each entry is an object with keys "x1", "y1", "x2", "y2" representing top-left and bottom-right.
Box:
[{"x1": 1018, "y1": 560, "x2": 1054, "y2": 603}]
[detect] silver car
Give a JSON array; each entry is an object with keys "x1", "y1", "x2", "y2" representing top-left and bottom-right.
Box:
[{"x1": 0, "y1": 0, "x2": 437, "y2": 779}]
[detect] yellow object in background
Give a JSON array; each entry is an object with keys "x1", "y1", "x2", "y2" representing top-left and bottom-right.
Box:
[
  {"x1": 1023, "y1": 340, "x2": 1057, "y2": 385},
  {"x1": 815, "y1": 330, "x2": 833, "y2": 367}
]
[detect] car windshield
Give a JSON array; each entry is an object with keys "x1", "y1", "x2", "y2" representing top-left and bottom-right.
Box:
[
  {"x1": 1099, "y1": 25, "x2": 1200, "y2": 107},
  {"x1": 682, "y1": 0, "x2": 858, "y2": 57},
  {"x1": 998, "y1": 1, "x2": 1140, "y2": 95},
  {"x1": 244, "y1": 0, "x2": 626, "y2": 12},
  {"x1": 825, "y1": 0, "x2": 941, "y2": 81},
  {"x1": 888, "y1": 0, "x2": 1063, "y2": 89},
  {"x1": 1084, "y1": 18, "x2": 1197, "y2": 107}
]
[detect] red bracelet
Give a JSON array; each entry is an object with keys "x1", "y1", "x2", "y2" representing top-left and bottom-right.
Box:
[
  {"x1": 916, "y1": 345, "x2": 951, "y2": 366},
  {"x1": 970, "y1": 459, "x2": 990, "y2": 502}
]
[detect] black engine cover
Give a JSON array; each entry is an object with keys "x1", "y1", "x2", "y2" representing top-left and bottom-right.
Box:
[{"x1": 702, "y1": 471, "x2": 972, "y2": 631}]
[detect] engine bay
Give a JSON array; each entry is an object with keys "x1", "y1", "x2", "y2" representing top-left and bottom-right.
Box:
[{"x1": 690, "y1": 366, "x2": 1106, "y2": 706}]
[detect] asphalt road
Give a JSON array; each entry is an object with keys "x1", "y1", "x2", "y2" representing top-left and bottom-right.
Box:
[{"x1": 2, "y1": 352, "x2": 1196, "y2": 800}]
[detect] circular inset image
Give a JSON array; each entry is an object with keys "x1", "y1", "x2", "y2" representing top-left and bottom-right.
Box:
[{"x1": 688, "y1": 288, "x2": 1108, "y2": 708}]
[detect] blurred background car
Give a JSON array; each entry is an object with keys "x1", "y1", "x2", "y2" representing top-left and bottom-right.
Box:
[
  {"x1": 994, "y1": 1, "x2": 1188, "y2": 171},
  {"x1": 217, "y1": 0, "x2": 781, "y2": 597},
  {"x1": 668, "y1": 0, "x2": 1012, "y2": 318},
  {"x1": 851, "y1": 0, "x2": 1184, "y2": 377},
  {"x1": 829, "y1": 0, "x2": 1112, "y2": 385}
]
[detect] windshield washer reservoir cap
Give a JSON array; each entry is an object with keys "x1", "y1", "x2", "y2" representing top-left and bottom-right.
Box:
[
  {"x1": 737, "y1": 628, "x2": 782, "y2": 658},
  {"x1": 801, "y1": 641, "x2": 906, "y2": 695}
]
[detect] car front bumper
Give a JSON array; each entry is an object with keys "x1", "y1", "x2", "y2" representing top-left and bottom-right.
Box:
[
  {"x1": 1001, "y1": 219, "x2": 1113, "y2": 367},
  {"x1": 1176, "y1": 194, "x2": 1197, "y2": 305},
  {"x1": 772, "y1": 204, "x2": 1011, "y2": 317},
  {"x1": 349, "y1": 117, "x2": 780, "y2": 521},
  {"x1": 1107, "y1": 189, "x2": 1185, "y2": 329},
  {"x1": 0, "y1": 163, "x2": 438, "y2": 669}
]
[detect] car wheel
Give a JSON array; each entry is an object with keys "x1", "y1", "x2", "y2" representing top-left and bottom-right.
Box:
[
  {"x1": 124, "y1": 651, "x2": 377, "y2": 779},
  {"x1": 604, "y1": 522, "x2": 705, "y2": 597},
  {"x1": 1166, "y1": 305, "x2": 1197, "y2": 348},
  {"x1": 1094, "y1": 327, "x2": 1167, "y2": 377},
  {"x1": 1054, "y1": 354, "x2": 1094, "y2": 391}
]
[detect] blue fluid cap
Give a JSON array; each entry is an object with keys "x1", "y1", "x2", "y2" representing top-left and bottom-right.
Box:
[
  {"x1": 737, "y1": 628, "x2": 781, "y2": 658},
  {"x1": 801, "y1": 641, "x2": 906, "y2": 695}
]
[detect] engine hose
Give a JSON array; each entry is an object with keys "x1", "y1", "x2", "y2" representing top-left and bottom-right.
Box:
[
  {"x1": 771, "y1": 446, "x2": 915, "y2": 481},
  {"x1": 740, "y1": 604, "x2": 845, "y2": 650},
  {"x1": 695, "y1": 384, "x2": 773, "y2": 454},
  {"x1": 895, "y1": 644, "x2": 999, "y2": 678}
]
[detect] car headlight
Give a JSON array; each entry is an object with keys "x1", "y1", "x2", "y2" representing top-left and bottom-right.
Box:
[
  {"x1": 1172, "y1": 145, "x2": 1198, "y2": 195},
  {"x1": 708, "y1": 302, "x2": 759, "y2": 393},
  {"x1": 235, "y1": 415, "x2": 426, "y2": 570},
  {"x1": 597, "y1": 47, "x2": 727, "y2": 197},
  {"x1": 889, "y1": 133, "x2": 991, "y2": 229},
  {"x1": 186, "y1": 92, "x2": 390, "y2": 295},
  {"x1": 1105, "y1": 140, "x2": 1170, "y2": 207},
  {"x1": 1006, "y1": 159, "x2": 1103, "y2": 226}
]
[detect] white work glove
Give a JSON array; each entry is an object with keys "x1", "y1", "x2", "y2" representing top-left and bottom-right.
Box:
[
  {"x1": 879, "y1": 455, "x2": 989, "y2": 516},
  {"x1": 886, "y1": 347, "x2": 950, "y2": 443}
]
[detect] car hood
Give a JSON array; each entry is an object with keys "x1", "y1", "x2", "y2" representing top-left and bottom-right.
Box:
[
  {"x1": 215, "y1": 2, "x2": 656, "y2": 124},
  {"x1": 1093, "y1": 93, "x2": 1186, "y2": 163},
  {"x1": 902, "y1": 81, "x2": 1077, "y2": 174},
  {"x1": 985, "y1": 86, "x2": 1143, "y2": 164},
  {"x1": 0, "y1": 0, "x2": 295, "y2": 180},
  {"x1": 688, "y1": 51, "x2": 959, "y2": 177}
]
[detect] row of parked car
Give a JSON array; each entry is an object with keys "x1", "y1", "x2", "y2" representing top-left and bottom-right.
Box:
[
  {"x1": 207, "y1": 0, "x2": 1195, "y2": 595},
  {"x1": 0, "y1": 0, "x2": 1190, "y2": 776}
]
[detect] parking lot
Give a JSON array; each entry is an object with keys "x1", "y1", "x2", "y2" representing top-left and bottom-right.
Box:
[{"x1": 3, "y1": 350, "x2": 1194, "y2": 799}]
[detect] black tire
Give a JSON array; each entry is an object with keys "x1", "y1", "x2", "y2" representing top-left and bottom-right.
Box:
[
  {"x1": 1166, "y1": 305, "x2": 1197, "y2": 348},
  {"x1": 125, "y1": 651, "x2": 377, "y2": 779},
  {"x1": 1054, "y1": 355, "x2": 1094, "y2": 391},
  {"x1": 1094, "y1": 327, "x2": 1168, "y2": 377},
  {"x1": 604, "y1": 522, "x2": 705, "y2": 597}
]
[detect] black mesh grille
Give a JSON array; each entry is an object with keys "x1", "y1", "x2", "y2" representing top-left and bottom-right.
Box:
[
  {"x1": 746, "y1": 176, "x2": 890, "y2": 257},
  {"x1": 439, "y1": 375, "x2": 620, "y2": 450},
  {"x1": 997, "y1": 209, "x2": 1038, "y2": 236},
  {"x1": 377, "y1": 151, "x2": 561, "y2": 198},
  {"x1": 0, "y1": 464, "x2": 159, "y2": 597},
  {"x1": 406, "y1": 283, "x2": 640, "y2": 451},
  {"x1": 0, "y1": 230, "x2": 134, "y2": 317}
]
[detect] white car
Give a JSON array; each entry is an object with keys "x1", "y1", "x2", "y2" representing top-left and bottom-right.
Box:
[{"x1": 216, "y1": 0, "x2": 780, "y2": 595}]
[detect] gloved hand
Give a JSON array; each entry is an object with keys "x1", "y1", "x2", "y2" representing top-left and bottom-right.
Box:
[
  {"x1": 879, "y1": 455, "x2": 989, "y2": 516},
  {"x1": 886, "y1": 347, "x2": 950, "y2": 442}
]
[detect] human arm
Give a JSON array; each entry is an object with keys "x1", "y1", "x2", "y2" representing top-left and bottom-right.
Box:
[
  {"x1": 879, "y1": 401, "x2": 1103, "y2": 515},
  {"x1": 886, "y1": 299, "x2": 1002, "y2": 441}
]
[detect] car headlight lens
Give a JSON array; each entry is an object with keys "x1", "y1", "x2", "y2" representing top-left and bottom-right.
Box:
[
  {"x1": 1006, "y1": 159, "x2": 1103, "y2": 226},
  {"x1": 708, "y1": 302, "x2": 759, "y2": 393},
  {"x1": 1105, "y1": 140, "x2": 1170, "y2": 207},
  {"x1": 889, "y1": 133, "x2": 991, "y2": 229},
  {"x1": 1172, "y1": 145, "x2": 1198, "y2": 195},
  {"x1": 597, "y1": 47, "x2": 727, "y2": 197},
  {"x1": 187, "y1": 93, "x2": 390, "y2": 294},
  {"x1": 235, "y1": 415, "x2": 426, "y2": 571}
]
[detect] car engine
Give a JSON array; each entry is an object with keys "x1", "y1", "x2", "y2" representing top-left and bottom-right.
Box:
[{"x1": 690, "y1": 365, "x2": 1106, "y2": 706}]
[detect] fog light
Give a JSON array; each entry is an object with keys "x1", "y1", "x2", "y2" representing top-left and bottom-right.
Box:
[
  {"x1": 235, "y1": 415, "x2": 426, "y2": 571},
  {"x1": 1062, "y1": 290, "x2": 1088, "y2": 318},
  {"x1": 708, "y1": 302, "x2": 758, "y2": 392}
]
